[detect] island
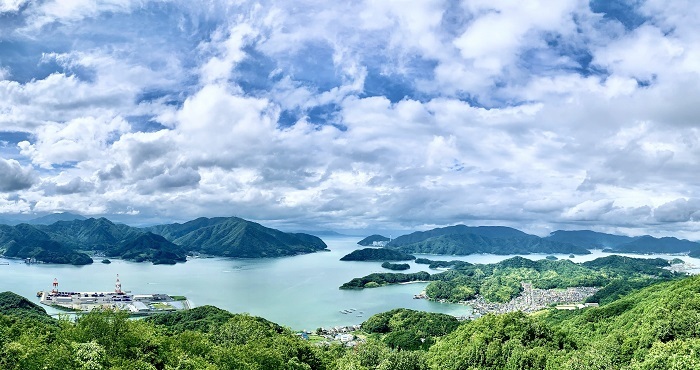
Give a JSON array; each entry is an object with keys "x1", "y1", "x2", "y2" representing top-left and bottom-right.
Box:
[
  {"x1": 340, "y1": 248, "x2": 415, "y2": 261},
  {"x1": 381, "y1": 261, "x2": 410, "y2": 270}
]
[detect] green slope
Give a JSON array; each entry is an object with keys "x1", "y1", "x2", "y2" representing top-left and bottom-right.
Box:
[{"x1": 151, "y1": 217, "x2": 328, "y2": 258}]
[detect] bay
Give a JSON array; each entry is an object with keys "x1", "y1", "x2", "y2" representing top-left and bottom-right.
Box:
[{"x1": 1, "y1": 236, "x2": 698, "y2": 329}]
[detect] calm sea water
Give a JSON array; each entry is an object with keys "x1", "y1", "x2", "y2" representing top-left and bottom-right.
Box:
[{"x1": 1, "y1": 236, "x2": 698, "y2": 329}]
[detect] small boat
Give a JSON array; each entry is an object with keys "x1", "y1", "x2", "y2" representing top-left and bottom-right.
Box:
[{"x1": 36, "y1": 291, "x2": 43, "y2": 298}]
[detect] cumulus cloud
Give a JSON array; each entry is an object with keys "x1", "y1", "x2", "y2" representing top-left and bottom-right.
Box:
[
  {"x1": 2, "y1": 1, "x2": 700, "y2": 238},
  {"x1": 0, "y1": 158, "x2": 34, "y2": 192}
]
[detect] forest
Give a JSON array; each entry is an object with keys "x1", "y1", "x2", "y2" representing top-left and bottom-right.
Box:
[
  {"x1": 2, "y1": 272, "x2": 700, "y2": 369},
  {"x1": 342, "y1": 256, "x2": 683, "y2": 303}
]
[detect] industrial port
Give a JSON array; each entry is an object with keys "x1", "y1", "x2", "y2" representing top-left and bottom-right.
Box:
[{"x1": 37, "y1": 275, "x2": 190, "y2": 315}]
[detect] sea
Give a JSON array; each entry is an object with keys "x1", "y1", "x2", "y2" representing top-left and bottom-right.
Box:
[{"x1": 2, "y1": 236, "x2": 699, "y2": 330}]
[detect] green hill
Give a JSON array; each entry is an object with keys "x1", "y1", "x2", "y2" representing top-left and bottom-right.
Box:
[
  {"x1": 39, "y1": 217, "x2": 142, "y2": 250},
  {"x1": 107, "y1": 232, "x2": 187, "y2": 264},
  {"x1": 148, "y1": 217, "x2": 328, "y2": 258},
  {"x1": 388, "y1": 225, "x2": 590, "y2": 255},
  {"x1": 340, "y1": 247, "x2": 415, "y2": 261}
]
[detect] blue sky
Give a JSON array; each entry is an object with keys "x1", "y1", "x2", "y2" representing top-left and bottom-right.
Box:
[{"x1": 1, "y1": 0, "x2": 700, "y2": 238}]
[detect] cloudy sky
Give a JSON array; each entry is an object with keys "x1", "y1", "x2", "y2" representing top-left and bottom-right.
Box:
[{"x1": 1, "y1": 0, "x2": 700, "y2": 237}]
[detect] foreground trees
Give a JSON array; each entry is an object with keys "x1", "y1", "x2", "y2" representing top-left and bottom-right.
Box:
[{"x1": 2, "y1": 273, "x2": 700, "y2": 369}]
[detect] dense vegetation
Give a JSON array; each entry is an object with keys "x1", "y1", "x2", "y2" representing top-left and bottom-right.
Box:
[
  {"x1": 361, "y1": 309, "x2": 460, "y2": 350},
  {"x1": 0, "y1": 216, "x2": 327, "y2": 264},
  {"x1": 387, "y1": 225, "x2": 590, "y2": 255},
  {"x1": 147, "y1": 217, "x2": 328, "y2": 258},
  {"x1": 381, "y1": 262, "x2": 410, "y2": 271},
  {"x1": 340, "y1": 271, "x2": 430, "y2": 289},
  {"x1": 357, "y1": 235, "x2": 390, "y2": 246},
  {"x1": 106, "y1": 232, "x2": 187, "y2": 265},
  {"x1": 342, "y1": 256, "x2": 683, "y2": 303},
  {"x1": 3, "y1": 274, "x2": 700, "y2": 369},
  {"x1": 340, "y1": 248, "x2": 415, "y2": 262}
]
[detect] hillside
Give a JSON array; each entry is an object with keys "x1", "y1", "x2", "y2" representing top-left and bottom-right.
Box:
[
  {"x1": 0, "y1": 216, "x2": 328, "y2": 264},
  {"x1": 612, "y1": 235, "x2": 700, "y2": 254},
  {"x1": 546, "y1": 230, "x2": 700, "y2": 255},
  {"x1": 0, "y1": 224, "x2": 93, "y2": 265},
  {"x1": 545, "y1": 230, "x2": 633, "y2": 249},
  {"x1": 358, "y1": 234, "x2": 391, "y2": 246},
  {"x1": 106, "y1": 232, "x2": 187, "y2": 265},
  {"x1": 391, "y1": 232, "x2": 589, "y2": 255},
  {"x1": 4, "y1": 274, "x2": 700, "y2": 369},
  {"x1": 340, "y1": 247, "x2": 415, "y2": 261},
  {"x1": 38, "y1": 217, "x2": 142, "y2": 250},
  {"x1": 148, "y1": 217, "x2": 328, "y2": 258}
]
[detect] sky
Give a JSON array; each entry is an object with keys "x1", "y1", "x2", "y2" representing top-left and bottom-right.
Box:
[{"x1": 1, "y1": 0, "x2": 700, "y2": 238}]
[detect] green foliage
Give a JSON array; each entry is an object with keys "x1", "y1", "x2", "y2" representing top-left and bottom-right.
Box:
[
  {"x1": 340, "y1": 248, "x2": 415, "y2": 262},
  {"x1": 387, "y1": 225, "x2": 590, "y2": 255},
  {"x1": 148, "y1": 216, "x2": 328, "y2": 258},
  {"x1": 3, "y1": 274, "x2": 700, "y2": 370},
  {"x1": 340, "y1": 271, "x2": 430, "y2": 289},
  {"x1": 107, "y1": 232, "x2": 187, "y2": 264},
  {"x1": 381, "y1": 262, "x2": 410, "y2": 270}
]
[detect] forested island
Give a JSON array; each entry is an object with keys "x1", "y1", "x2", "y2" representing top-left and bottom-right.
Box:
[
  {"x1": 340, "y1": 247, "x2": 415, "y2": 261},
  {"x1": 3, "y1": 272, "x2": 700, "y2": 369},
  {"x1": 381, "y1": 262, "x2": 410, "y2": 271},
  {"x1": 0, "y1": 216, "x2": 328, "y2": 265}
]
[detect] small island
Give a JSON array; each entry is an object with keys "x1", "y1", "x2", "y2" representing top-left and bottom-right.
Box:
[
  {"x1": 340, "y1": 248, "x2": 415, "y2": 262},
  {"x1": 381, "y1": 262, "x2": 410, "y2": 271}
]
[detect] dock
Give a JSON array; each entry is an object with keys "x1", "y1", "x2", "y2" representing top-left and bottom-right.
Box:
[{"x1": 39, "y1": 275, "x2": 190, "y2": 315}]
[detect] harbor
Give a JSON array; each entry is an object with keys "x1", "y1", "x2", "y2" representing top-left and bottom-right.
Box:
[{"x1": 38, "y1": 275, "x2": 190, "y2": 315}]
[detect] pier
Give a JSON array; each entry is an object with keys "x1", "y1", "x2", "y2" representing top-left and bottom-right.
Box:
[{"x1": 38, "y1": 275, "x2": 190, "y2": 315}]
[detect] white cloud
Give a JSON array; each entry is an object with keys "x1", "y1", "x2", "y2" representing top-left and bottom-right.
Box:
[
  {"x1": 0, "y1": 158, "x2": 35, "y2": 192},
  {"x1": 2, "y1": 0, "x2": 700, "y2": 238}
]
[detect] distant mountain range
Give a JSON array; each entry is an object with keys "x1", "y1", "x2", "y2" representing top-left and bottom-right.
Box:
[
  {"x1": 386, "y1": 225, "x2": 590, "y2": 255},
  {"x1": 0, "y1": 216, "x2": 328, "y2": 265},
  {"x1": 351, "y1": 225, "x2": 700, "y2": 257},
  {"x1": 545, "y1": 230, "x2": 700, "y2": 256}
]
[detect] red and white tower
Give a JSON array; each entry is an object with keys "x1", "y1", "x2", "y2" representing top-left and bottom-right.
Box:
[
  {"x1": 115, "y1": 274, "x2": 122, "y2": 294},
  {"x1": 51, "y1": 278, "x2": 59, "y2": 295}
]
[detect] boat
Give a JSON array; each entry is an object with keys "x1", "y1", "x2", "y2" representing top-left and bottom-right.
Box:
[{"x1": 36, "y1": 291, "x2": 43, "y2": 298}]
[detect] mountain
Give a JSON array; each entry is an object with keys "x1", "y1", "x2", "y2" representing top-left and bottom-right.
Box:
[
  {"x1": 107, "y1": 232, "x2": 187, "y2": 265},
  {"x1": 340, "y1": 247, "x2": 415, "y2": 261},
  {"x1": 26, "y1": 212, "x2": 86, "y2": 225},
  {"x1": 147, "y1": 216, "x2": 328, "y2": 258},
  {"x1": 387, "y1": 225, "x2": 590, "y2": 255},
  {"x1": 0, "y1": 216, "x2": 329, "y2": 264},
  {"x1": 38, "y1": 217, "x2": 142, "y2": 250},
  {"x1": 545, "y1": 230, "x2": 634, "y2": 249},
  {"x1": 358, "y1": 234, "x2": 391, "y2": 246},
  {"x1": 0, "y1": 224, "x2": 93, "y2": 265},
  {"x1": 612, "y1": 235, "x2": 700, "y2": 254}
]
